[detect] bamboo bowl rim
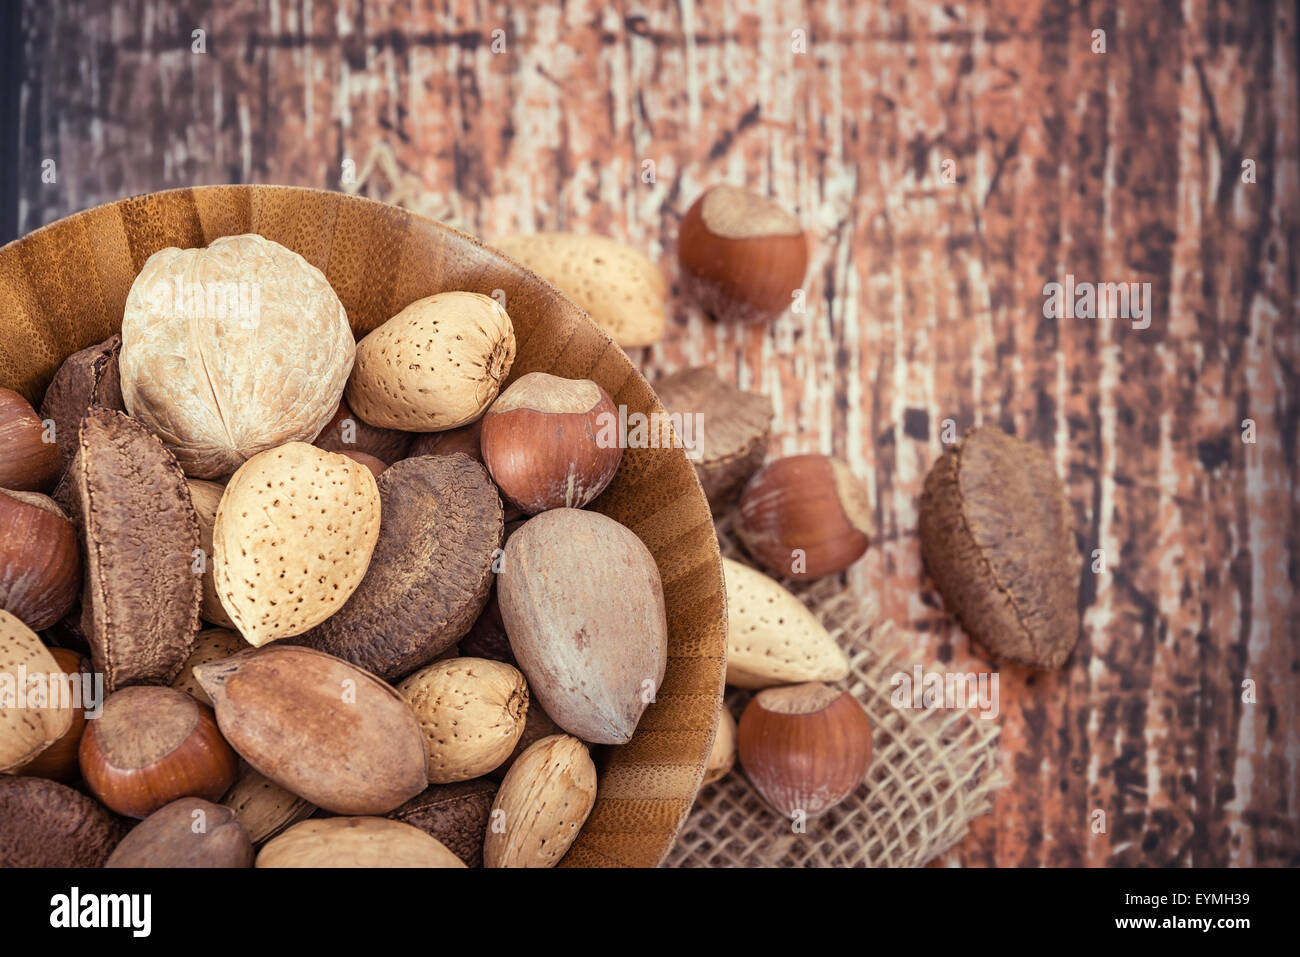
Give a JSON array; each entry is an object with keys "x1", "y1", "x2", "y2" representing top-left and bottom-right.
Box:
[{"x1": 0, "y1": 184, "x2": 727, "y2": 867}]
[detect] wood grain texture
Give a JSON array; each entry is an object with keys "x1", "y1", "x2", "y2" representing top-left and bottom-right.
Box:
[
  {"x1": 0, "y1": 185, "x2": 726, "y2": 866},
  {"x1": 13, "y1": 0, "x2": 1299, "y2": 867}
]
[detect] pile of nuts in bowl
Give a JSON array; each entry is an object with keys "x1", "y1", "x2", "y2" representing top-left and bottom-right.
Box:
[
  {"x1": 2, "y1": 183, "x2": 1080, "y2": 866},
  {"x1": 0, "y1": 232, "x2": 668, "y2": 868}
]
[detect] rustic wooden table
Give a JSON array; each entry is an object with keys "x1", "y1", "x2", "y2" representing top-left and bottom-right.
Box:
[{"x1": 10, "y1": 0, "x2": 1298, "y2": 866}]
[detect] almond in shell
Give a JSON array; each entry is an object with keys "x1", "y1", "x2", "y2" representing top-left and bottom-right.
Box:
[
  {"x1": 397, "y1": 657, "x2": 528, "y2": 783},
  {"x1": 346, "y1": 291, "x2": 516, "y2": 432},
  {"x1": 0, "y1": 609, "x2": 74, "y2": 772},
  {"x1": 492, "y1": 233, "x2": 667, "y2": 348},
  {"x1": 212, "y1": 443, "x2": 381, "y2": 647},
  {"x1": 171, "y1": 628, "x2": 247, "y2": 707},
  {"x1": 484, "y1": 734, "x2": 597, "y2": 868},
  {"x1": 220, "y1": 765, "x2": 316, "y2": 844},
  {"x1": 723, "y1": 557, "x2": 848, "y2": 689}
]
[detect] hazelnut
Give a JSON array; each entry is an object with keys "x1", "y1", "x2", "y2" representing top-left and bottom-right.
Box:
[
  {"x1": 0, "y1": 387, "x2": 60, "y2": 493},
  {"x1": 0, "y1": 489, "x2": 81, "y2": 631},
  {"x1": 737, "y1": 682, "x2": 872, "y2": 818},
  {"x1": 480, "y1": 372, "x2": 622, "y2": 514},
  {"x1": 677, "y1": 184, "x2": 809, "y2": 325},
  {"x1": 737, "y1": 454, "x2": 871, "y2": 579},
  {"x1": 79, "y1": 685, "x2": 239, "y2": 819}
]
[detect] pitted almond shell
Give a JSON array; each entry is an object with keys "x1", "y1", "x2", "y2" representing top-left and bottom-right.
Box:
[
  {"x1": 492, "y1": 233, "x2": 667, "y2": 348},
  {"x1": 484, "y1": 734, "x2": 597, "y2": 869},
  {"x1": 212, "y1": 443, "x2": 381, "y2": 647},
  {"x1": 0, "y1": 610, "x2": 74, "y2": 772},
  {"x1": 723, "y1": 557, "x2": 849, "y2": 689}
]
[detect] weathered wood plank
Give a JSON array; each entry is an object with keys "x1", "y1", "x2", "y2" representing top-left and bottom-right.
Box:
[{"x1": 16, "y1": 0, "x2": 1299, "y2": 866}]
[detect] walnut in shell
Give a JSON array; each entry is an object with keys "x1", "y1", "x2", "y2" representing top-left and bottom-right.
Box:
[
  {"x1": 290, "y1": 454, "x2": 501, "y2": 680},
  {"x1": 118, "y1": 234, "x2": 355, "y2": 478},
  {"x1": 65, "y1": 407, "x2": 202, "y2": 691},
  {"x1": 346, "y1": 291, "x2": 516, "y2": 432}
]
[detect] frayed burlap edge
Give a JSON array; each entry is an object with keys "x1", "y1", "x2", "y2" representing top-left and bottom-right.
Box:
[{"x1": 666, "y1": 525, "x2": 1004, "y2": 868}]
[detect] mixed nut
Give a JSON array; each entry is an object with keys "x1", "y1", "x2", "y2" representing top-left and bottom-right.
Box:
[
  {"x1": 0, "y1": 180, "x2": 1081, "y2": 865},
  {"x1": 0, "y1": 229, "x2": 672, "y2": 868}
]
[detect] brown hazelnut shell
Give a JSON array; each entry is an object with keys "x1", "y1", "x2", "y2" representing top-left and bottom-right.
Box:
[
  {"x1": 79, "y1": 685, "x2": 239, "y2": 819},
  {"x1": 737, "y1": 682, "x2": 872, "y2": 818},
  {"x1": 481, "y1": 372, "x2": 622, "y2": 515},
  {"x1": 737, "y1": 454, "x2": 871, "y2": 579},
  {"x1": 678, "y1": 184, "x2": 809, "y2": 325},
  {"x1": 0, "y1": 387, "x2": 61, "y2": 493},
  {"x1": 0, "y1": 489, "x2": 81, "y2": 631}
]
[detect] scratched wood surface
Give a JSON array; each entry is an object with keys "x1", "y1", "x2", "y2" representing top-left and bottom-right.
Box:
[{"x1": 14, "y1": 0, "x2": 1299, "y2": 867}]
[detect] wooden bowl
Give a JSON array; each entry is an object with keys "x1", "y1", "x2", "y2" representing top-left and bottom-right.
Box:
[{"x1": 0, "y1": 185, "x2": 726, "y2": 867}]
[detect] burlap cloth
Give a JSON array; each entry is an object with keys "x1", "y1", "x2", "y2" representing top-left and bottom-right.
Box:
[
  {"x1": 666, "y1": 511, "x2": 1004, "y2": 867},
  {"x1": 350, "y1": 147, "x2": 1004, "y2": 868}
]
